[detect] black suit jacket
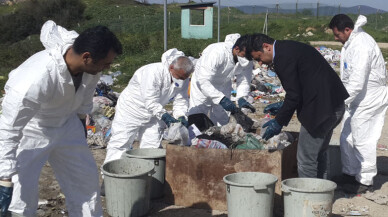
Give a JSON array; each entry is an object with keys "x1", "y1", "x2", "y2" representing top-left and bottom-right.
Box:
[{"x1": 273, "y1": 40, "x2": 349, "y2": 135}]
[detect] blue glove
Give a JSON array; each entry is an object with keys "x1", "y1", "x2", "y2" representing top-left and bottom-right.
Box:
[
  {"x1": 219, "y1": 97, "x2": 239, "y2": 114},
  {"x1": 161, "y1": 113, "x2": 178, "y2": 127},
  {"x1": 263, "y1": 101, "x2": 283, "y2": 116},
  {"x1": 238, "y1": 98, "x2": 256, "y2": 113},
  {"x1": 262, "y1": 119, "x2": 282, "y2": 140},
  {"x1": 0, "y1": 185, "x2": 13, "y2": 217},
  {"x1": 177, "y1": 116, "x2": 189, "y2": 128}
]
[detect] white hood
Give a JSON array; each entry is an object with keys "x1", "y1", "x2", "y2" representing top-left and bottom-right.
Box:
[
  {"x1": 224, "y1": 33, "x2": 241, "y2": 46},
  {"x1": 40, "y1": 20, "x2": 79, "y2": 54},
  {"x1": 161, "y1": 48, "x2": 185, "y2": 68}
]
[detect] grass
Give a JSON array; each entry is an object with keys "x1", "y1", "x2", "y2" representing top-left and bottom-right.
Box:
[{"x1": 0, "y1": 0, "x2": 388, "y2": 91}]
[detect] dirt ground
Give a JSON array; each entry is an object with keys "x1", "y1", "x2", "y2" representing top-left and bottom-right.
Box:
[{"x1": 33, "y1": 99, "x2": 388, "y2": 217}]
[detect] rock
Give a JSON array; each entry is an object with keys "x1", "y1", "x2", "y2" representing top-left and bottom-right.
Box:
[
  {"x1": 306, "y1": 27, "x2": 316, "y2": 32},
  {"x1": 325, "y1": 28, "x2": 333, "y2": 34}
]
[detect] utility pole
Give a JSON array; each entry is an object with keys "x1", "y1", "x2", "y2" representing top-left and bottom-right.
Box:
[
  {"x1": 376, "y1": 9, "x2": 379, "y2": 30},
  {"x1": 358, "y1": 6, "x2": 361, "y2": 16},
  {"x1": 338, "y1": 4, "x2": 341, "y2": 14},
  {"x1": 296, "y1": 0, "x2": 298, "y2": 15},
  {"x1": 316, "y1": 0, "x2": 319, "y2": 19},
  {"x1": 164, "y1": 0, "x2": 167, "y2": 51},
  {"x1": 263, "y1": 9, "x2": 268, "y2": 35},
  {"x1": 218, "y1": 0, "x2": 221, "y2": 42},
  {"x1": 276, "y1": 1, "x2": 279, "y2": 19},
  {"x1": 228, "y1": 7, "x2": 230, "y2": 24}
]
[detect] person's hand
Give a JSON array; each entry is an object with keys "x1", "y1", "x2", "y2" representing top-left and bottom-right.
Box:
[
  {"x1": 161, "y1": 113, "x2": 179, "y2": 127},
  {"x1": 238, "y1": 98, "x2": 256, "y2": 113},
  {"x1": 219, "y1": 97, "x2": 239, "y2": 114},
  {"x1": 263, "y1": 101, "x2": 283, "y2": 116},
  {"x1": 177, "y1": 116, "x2": 189, "y2": 128},
  {"x1": 0, "y1": 181, "x2": 13, "y2": 217},
  {"x1": 262, "y1": 119, "x2": 282, "y2": 140}
]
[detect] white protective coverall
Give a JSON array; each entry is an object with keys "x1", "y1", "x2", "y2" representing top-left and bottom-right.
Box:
[
  {"x1": 188, "y1": 33, "x2": 252, "y2": 126},
  {"x1": 340, "y1": 15, "x2": 388, "y2": 185},
  {"x1": 0, "y1": 21, "x2": 102, "y2": 216},
  {"x1": 104, "y1": 49, "x2": 189, "y2": 163}
]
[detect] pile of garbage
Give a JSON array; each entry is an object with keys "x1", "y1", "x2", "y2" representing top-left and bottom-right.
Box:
[
  {"x1": 164, "y1": 111, "x2": 295, "y2": 151},
  {"x1": 316, "y1": 46, "x2": 341, "y2": 73},
  {"x1": 86, "y1": 72, "x2": 121, "y2": 148}
]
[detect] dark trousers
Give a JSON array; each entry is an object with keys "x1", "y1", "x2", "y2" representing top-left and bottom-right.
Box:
[{"x1": 297, "y1": 103, "x2": 345, "y2": 178}]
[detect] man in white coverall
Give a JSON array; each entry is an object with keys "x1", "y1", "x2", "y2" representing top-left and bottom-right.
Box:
[
  {"x1": 329, "y1": 14, "x2": 388, "y2": 194},
  {"x1": 103, "y1": 48, "x2": 194, "y2": 164},
  {"x1": 188, "y1": 33, "x2": 255, "y2": 126},
  {"x1": 0, "y1": 20, "x2": 122, "y2": 216}
]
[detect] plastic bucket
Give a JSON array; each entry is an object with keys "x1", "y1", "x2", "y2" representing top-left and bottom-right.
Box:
[
  {"x1": 223, "y1": 172, "x2": 278, "y2": 217},
  {"x1": 281, "y1": 178, "x2": 337, "y2": 217},
  {"x1": 101, "y1": 158, "x2": 154, "y2": 217},
  {"x1": 123, "y1": 148, "x2": 166, "y2": 199}
]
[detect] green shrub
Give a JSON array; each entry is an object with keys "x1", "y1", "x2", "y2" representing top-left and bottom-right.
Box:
[{"x1": 0, "y1": 0, "x2": 85, "y2": 44}]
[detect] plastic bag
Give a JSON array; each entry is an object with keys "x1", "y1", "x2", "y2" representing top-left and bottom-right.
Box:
[
  {"x1": 164, "y1": 122, "x2": 190, "y2": 146},
  {"x1": 236, "y1": 134, "x2": 264, "y2": 150},
  {"x1": 191, "y1": 138, "x2": 228, "y2": 149}
]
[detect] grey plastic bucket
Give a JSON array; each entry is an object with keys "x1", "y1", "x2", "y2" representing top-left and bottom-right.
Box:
[
  {"x1": 123, "y1": 148, "x2": 166, "y2": 199},
  {"x1": 223, "y1": 172, "x2": 278, "y2": 217},
  {"x1": 281, "y1": 178, "x2": 337, "y2": 217},
  {"x1": 101, "y1": 158, "x2": 154, "y2": 217}
]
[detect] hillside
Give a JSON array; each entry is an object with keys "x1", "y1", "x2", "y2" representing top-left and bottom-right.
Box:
[
  {"x1": 236, "y1": 4, "x2": 386, "y2": 15},
  {"x1": 0, "y1": 0, "x2": 388, "y2": 90}
]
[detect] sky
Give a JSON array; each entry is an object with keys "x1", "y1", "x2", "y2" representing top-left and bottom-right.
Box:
[{"x1": 145, "y1": 0, "x2": 388, "y2": 11}]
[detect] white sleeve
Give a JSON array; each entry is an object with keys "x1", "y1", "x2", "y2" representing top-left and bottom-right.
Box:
[
  {"x1": 235, "y1": 62, "x2": 253, "y2": 99},
  {"x1": 172, "y1": 79, "x2": 189, "y2": 118},
  {"x1": 0, "y1": 88, "x2": 40, "y2": 179},
  {"x1": 344, "y1": 42, "x2": 372, "y2": 106},
  {"x1": 196, "y1": 49, "x2": 227, "y2": 104},
  {"x1": 141, "y1": 68, "x2": 166, "y2": 120},
  {"x1": 77, "y1": 73, "x2": 101, "y2": 115}
]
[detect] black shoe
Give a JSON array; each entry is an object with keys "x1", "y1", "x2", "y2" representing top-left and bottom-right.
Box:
[
  {"x1": 342, "y1": 182, "x2": 372, "y2": 194},
  {"x1": 331, "y1": 174, "x2": 356, "y2": 185},
  {"x1": 100, "y1": 180, "x2": 105, "y2": 197}
]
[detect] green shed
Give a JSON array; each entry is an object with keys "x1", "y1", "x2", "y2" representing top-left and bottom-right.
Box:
[{"x1": 180, "y1": 2, "x2": 216, "y2": 39}]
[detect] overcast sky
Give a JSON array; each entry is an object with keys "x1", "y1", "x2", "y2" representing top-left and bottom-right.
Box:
[{"x1": 146, "y1": 0, "x2": 388, "y2": 11}]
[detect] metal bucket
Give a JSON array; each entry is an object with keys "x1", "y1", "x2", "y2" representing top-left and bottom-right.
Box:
[
  {"x1": 123, "y1": 148, "x2": 166, "y2": 199},
  {"x1": 281, "y1": 178, "x2": 337, "y2": 217},
  {"x1": 223, "y1": 172, "x2": 278, "y2": 217},
  {"x1": 101, "y1": 158, "x2": 154, "y2": 217}
]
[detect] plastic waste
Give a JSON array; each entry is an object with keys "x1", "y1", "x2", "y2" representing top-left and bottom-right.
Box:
[
  {"x1": 236, "y1": 134, "x2": 264, "y2": 150},
  {"x1": 191, "y1": 138, "x2": 228, "y2": 149},
  {"x1": 164, "y1": 122, "x2": 190, "y2": 146}
]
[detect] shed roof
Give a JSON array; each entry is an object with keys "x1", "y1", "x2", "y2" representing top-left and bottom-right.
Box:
[{"x1": 180, "y1": 2, "x2": 216, "y2": 9}]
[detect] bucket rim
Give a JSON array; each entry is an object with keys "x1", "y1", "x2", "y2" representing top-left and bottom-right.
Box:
[
  {"x1": 281, "y1": 177, "x2": 337, "y2": 193},
  {"x1": 124, "y1": 148, "x2": 166, "y2": 159},
  {"x1": 223, "y1": 172, "x2": 278, "y2": 187},
  {"x1": 101, "y1": 158, "x2": 155, "y2": 178}
]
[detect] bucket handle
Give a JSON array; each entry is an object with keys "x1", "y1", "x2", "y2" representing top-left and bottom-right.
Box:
[
  {"x1": 281, "y1": 184, "x2": 291, "y2": 193},
  {"x1": 253, "y1": 184, "x2": 267, "y2": 191}
]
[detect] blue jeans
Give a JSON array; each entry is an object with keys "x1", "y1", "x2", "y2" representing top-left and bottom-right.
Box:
[{"x1": 297, "y1": 103, "x2": 345, "y2": 179}]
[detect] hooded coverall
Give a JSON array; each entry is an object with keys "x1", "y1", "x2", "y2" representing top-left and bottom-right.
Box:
[
  {"x1": 0, "y1": 21, "x2": 103, "y2": 216},
  {"x1": 104, "y1": 49, "x2": 190, "y2": 164},
  {"x1": 188, "y1": 34, "x2": 252, "y2": 126},
  {"x1": 340, "y1": 15, "x2": 388, "y2": 185}
]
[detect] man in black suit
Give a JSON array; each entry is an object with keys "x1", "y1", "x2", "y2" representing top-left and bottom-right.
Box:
[{"x1": 247, "y1": 33, "x2": 349, "y2": 179}]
